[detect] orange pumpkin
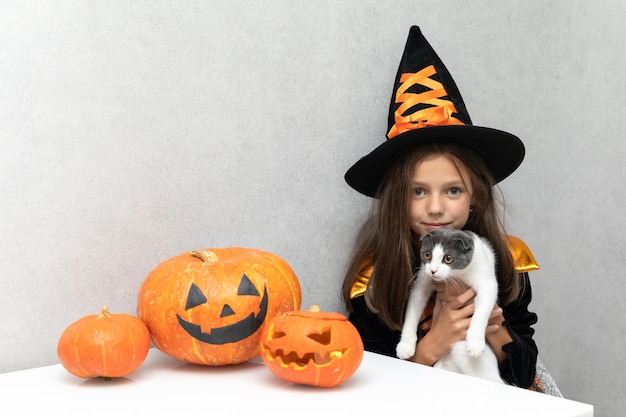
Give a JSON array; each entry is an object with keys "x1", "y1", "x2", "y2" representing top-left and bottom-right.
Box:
[
  {"x1": 57, "y1": 306, "x2": 151, "y2": 379},
  {"x1": 137, "y1": 247, "x2": 301, "y2": 365},
  {"x1": 259, "y1": 305, "x2": 364, "y2": 388}
]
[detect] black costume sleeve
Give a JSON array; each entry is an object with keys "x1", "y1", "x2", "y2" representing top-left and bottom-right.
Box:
[
  {"x1": 498, "y1": 272, "x2": 538, "y2": 387},
  {"x1": 348, "y1": 272, "x2": 538, "y2": 387},
  {"x1": 348, "y1": 295, "x2": 401, "y2": 357}
]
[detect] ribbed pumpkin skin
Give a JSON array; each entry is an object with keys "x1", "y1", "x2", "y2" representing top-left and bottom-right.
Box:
[
  {"x1": 259, "y1": 308, "x2": 364, "y2": 388},
  {"x1": 57, "y1": 306, "x2": 151, "y2": 378},
  {"x1": 137, "y1": 247, "x2": 301, "y2": 366}
]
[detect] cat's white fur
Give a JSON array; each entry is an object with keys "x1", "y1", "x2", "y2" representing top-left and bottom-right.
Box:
[{"x1": 396, "y1": 230, "x2": 504, "y2": 384}]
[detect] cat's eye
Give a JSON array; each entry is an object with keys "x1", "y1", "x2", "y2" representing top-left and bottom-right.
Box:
[
  {"x1": 444, "y1": 255, "x2": 454, "y2": 264},
  {"x1": 423, "y1": 251, "x2": 432, "y2": 261}
]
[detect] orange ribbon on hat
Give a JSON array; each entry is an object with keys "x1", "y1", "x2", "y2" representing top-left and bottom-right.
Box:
[{"x1": 387, "y1": 65, "x2": 465, "y2": 139}]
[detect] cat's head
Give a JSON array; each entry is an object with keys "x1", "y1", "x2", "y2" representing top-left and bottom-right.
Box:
[{"x1": 419, "y1": 228, "x2": 475, "y2": 280}]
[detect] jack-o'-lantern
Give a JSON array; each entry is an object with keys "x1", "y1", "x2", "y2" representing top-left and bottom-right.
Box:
[
  {"x1": 259, "y1": 305, "x2": 364, "y2": 388},
  {"x1": 137, "y1": 247, "x2": 301, "y2": 365}
]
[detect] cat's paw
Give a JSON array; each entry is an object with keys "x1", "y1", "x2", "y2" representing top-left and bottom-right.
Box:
[
  {"x1": 396, "y1": 339, "x2": 417, "y2": 359},
  {"x1": 465, "y1": 337, "x2": 486, "y2": 358}
]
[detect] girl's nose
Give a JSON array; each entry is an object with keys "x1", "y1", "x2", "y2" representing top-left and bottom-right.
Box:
[{"x1": 427, "y1": 195, "x2": 444, "y2": 215}]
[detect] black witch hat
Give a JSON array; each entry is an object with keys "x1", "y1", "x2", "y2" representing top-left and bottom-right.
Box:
[{"x1": 345, "y1": 26, "x2": 525, "y2": 198}]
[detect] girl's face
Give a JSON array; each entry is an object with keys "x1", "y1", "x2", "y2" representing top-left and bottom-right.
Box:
[{"x1": 409, "y1": 154, "x2": 473, "y2": 237}]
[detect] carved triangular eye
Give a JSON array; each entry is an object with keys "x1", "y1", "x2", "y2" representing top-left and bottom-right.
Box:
[
  {"x1": 185, "y1": 283, "x2": 208, "y2": 310},
  {"x1": 237, "y1": 274, "x2": 260, "y2": 296}
]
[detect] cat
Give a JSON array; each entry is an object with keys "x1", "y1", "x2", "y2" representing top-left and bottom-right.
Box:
[{"x1": 395, "y1": 228, "x2": 504, "y2": 384}]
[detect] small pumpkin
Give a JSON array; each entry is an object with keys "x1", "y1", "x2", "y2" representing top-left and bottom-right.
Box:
[
  {"x1": 137, "y1": 247, "x2": 301, "y2": 366},
  {"x1": 259, "y1": 305, "x2": 364, "y2": 388},
  {"x1": 57, "y1": 306, "x2": 151, "y2": 379}
]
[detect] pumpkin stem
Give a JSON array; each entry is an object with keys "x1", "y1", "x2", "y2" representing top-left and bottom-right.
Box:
[
  {"x1": 308, "y1": 305, "x2": 321, "y2": 313},
  {"x1": 98, "y1": 306, "x2": 111, "y2": 318},
  {"x1": 189, "y1": 250, "x2": 220, "y2": 263}
]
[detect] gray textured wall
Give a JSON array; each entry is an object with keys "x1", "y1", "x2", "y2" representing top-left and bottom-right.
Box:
[{"x1": 1, "y1": 1, "x2": 622, "y2": 415}]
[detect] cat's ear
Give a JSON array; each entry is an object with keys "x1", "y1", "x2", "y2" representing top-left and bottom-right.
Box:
[{"x1": 455, "y1": 236, "x2": 474, "y2": 253}]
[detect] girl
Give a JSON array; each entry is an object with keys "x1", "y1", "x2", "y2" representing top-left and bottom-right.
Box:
[{"x1": 342, "y1": 26, "x2": 538, "y2": 388}]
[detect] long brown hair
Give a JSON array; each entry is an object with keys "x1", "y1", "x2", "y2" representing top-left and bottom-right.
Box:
[{"x1": 341, "y1": 142, "x2": 520, "y2": 330}]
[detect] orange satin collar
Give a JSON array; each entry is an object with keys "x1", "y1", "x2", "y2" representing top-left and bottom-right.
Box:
[{"x1": 350, "y1": 235, "x2": 539, "y2": 300}]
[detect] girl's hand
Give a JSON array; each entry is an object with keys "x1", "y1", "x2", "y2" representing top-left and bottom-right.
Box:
[
  {"x1": 486, "y1": 303, "x2": 512, "y2": 362},
  {"x1": 486, "y1": 304, "x2": 505, "y2": 334},
  {"x1": 412, "y1": 288, "x2": 475, "y2": 365},
  {"x1": 432, "y1": 287, "x2": 476, "y2": 337},
  {"x1": 412, "y1": 286, "x2": 513, "y2": 365},
  {"x1": 435, "y1": 282, "x2": 505, "y2": 336}
]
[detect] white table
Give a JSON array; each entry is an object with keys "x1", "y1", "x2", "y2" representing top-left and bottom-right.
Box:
[{"x1": 0, "y1": 348, "x2": 592, "y2": 416}]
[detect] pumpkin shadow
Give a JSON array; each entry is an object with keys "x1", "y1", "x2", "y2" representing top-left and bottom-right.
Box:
[
  {"x1": 172, "y1": 359, "x2": 265, "y2": 375},
  {"x1": 259, "y1": 370, "x2": 364, "y2": 392},
  {"x1": 78, "y1": 376, "x2": 137, "y2": 387}
]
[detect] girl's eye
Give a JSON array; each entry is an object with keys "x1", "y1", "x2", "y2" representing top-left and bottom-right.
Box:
[
  {"x1": 447, "y1": 187, "x2": 461, "y2": 196},
  {"x1": 413, "y1": 187, "x2": 425, "y2": 197},
  {"x1": 423, "y1": 251, "x2": 432, "y2": 261},
  {"x1": 444, "y1": 255, "x2": 454, "y2": 264}
]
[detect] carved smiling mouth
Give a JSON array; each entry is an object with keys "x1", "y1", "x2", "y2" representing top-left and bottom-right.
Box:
[{"x1": 177, "y1": 286, "x2": 268, "y2": 345}]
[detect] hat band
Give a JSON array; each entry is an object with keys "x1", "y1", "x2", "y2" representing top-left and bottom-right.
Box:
[{"x1": 387, "y1": 65, "x2": 465, "y2": 139}]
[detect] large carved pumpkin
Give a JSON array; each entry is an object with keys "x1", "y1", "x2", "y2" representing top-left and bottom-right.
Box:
[
  {"x1": 259, "y1": 305, "x2": 364, "y2": 388},
  {"x1": 137, "y1": 247, "x2": 301, "y2": 365}
]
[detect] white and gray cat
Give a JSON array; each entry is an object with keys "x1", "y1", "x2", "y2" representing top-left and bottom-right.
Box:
[{"x1": 396, "y1": 228, "x2": 504, "y2": 384}]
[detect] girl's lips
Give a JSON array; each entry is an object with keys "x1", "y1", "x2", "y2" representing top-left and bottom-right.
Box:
[{"x1": 423, "y1": 223, "x2": 450, "y2": 230}]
